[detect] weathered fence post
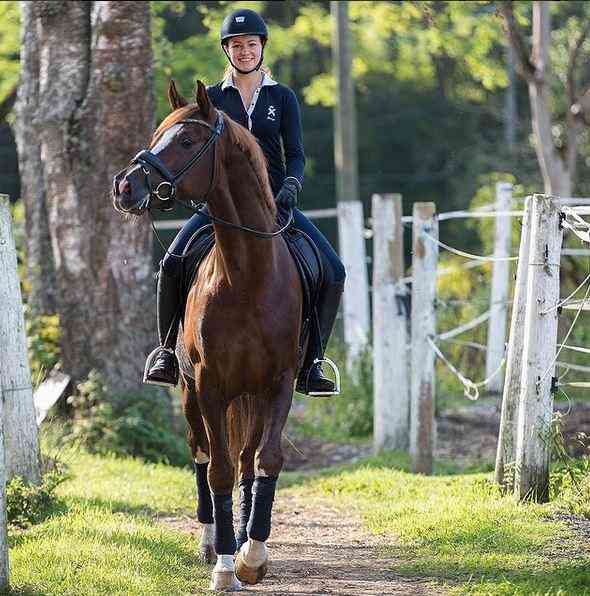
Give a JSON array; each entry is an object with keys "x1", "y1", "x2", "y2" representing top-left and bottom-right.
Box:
[
  {"x1": 485, "y1": 182, "x2": 513, "y2": 393},
  {"x1": 0, "y1": 194, "x2": 41, "y2": 485},
  {"x1": 410, "y1": 202, "x2": 438, "y2": 474},
  {"x1": 514, "y1": 194, "x2": 563, "y2": 502},
  {"x1": 372, "y1": 194, "x2": 409, "y2": 452},
  {"x1": 495, "y1": 195, "x2": 532, "y2": 488},
  {"x1": 337, "y1": 200, "x2": 370, "y2": 373}
]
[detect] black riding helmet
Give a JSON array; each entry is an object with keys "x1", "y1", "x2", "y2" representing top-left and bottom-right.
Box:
[{"x1": 220, "y1": 8, "x2": 268, "y2": 75}]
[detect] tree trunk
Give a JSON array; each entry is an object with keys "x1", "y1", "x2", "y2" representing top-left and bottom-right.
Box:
[
  {"x1": 14, "y1": 1, "x2": 57, "y2": 316},
  {"x1": 15, "y1": 1, "x2": 156, "y2": 391},
  {"x1": 528, "y1": 2, "x2": 572, "y2": 196}
]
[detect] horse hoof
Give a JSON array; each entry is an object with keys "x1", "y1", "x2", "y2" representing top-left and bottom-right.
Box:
[
  {"x1": 199, "y1": 543, "x2": 216, "y2": 564},
  {"x1": 210, "y1": 570, "x2": 242, "y2": 592},
  {"x1": 235, "y1": 551, "x2": 268, "y2": 585}
]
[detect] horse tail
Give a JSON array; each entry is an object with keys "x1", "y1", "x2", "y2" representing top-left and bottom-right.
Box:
[{"x1": 226, "y1": 394, "x2": 256, "y2": 485}]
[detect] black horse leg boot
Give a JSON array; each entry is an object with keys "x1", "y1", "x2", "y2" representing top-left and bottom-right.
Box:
[
  {"x1": 296, "y1": 280, "x2": 344, "y2": 395},
  {"x1": 144, "y1": 266, "x2": 181, "y2": 387}
]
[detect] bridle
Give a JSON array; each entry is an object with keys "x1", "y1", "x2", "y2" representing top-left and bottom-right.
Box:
[{"x1": 124, "y1": 109, "x2": 293, "y2": 256}]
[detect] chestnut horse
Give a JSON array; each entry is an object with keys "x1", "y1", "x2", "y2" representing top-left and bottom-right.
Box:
[{"x1": 113, "y1": 80, "x2": 302, "y2": 591}]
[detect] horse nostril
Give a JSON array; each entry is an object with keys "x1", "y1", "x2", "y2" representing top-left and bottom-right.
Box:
[{"x1": 119, "y1": 178, "x2": 130, "y2": 196}]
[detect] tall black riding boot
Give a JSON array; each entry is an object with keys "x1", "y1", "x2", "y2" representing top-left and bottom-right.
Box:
[
  {"x1": 296, "y1": 281, "x2": 344, "y2": 395},
  {"x1": 143, "y1": 266, "x2": 182, "y2": 387}
]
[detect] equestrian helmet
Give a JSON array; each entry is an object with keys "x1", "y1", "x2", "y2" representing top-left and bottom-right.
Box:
[{"x1": 220, "y1": 9, "x2": 268, "y2": 45}]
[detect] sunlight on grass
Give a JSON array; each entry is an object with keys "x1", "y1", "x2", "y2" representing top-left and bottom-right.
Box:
[
  {"x1": 8, "y1": 451, "x2": 207, "y2": 595},
  {"x1": 282, "y1": 451, "x2": 590, "y2": 596}
]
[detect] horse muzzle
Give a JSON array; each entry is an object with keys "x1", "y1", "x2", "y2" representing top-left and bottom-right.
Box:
[{"x1": 112, "y1": 164, "x2": 152, "y2": 215}]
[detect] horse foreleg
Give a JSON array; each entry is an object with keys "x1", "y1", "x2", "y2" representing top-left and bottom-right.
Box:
[
  {"x1": 181, "y1": 377, "x2": 215, "y2": 564},
  {"x1": 236, "y1": 373, "x2": 294, "y2": 586},
  {"x1": 196, "y1": 380, "x2": 240, "y2": 591},
  {"x1": 236, "y1": 406, "x2": 265, "y2": 551}
]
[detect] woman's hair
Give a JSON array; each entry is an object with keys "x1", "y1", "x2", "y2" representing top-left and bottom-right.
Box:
[{"x1": 223, "y1": 63, "x2": 272, "y2": 80}]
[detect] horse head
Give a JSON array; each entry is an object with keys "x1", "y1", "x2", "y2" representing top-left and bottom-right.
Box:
[{"x1": 112, "y1": 80, "x2": 223, "y2": 216}]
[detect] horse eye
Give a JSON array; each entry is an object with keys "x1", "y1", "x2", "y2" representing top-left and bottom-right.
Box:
[{"x1": 181, "y1": 137, "x2": 193, "y2": 148}]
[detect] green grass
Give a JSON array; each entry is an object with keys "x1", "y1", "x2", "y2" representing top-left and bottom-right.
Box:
[
  {"x1": 281, "y1": 451, "x2": 590, "y2": 595},
  {"x1": 8, "y1": 450, "x2": 209, "y2": 595},
  {"x1": 7, "y1": 448, "x2": 590, "y2": 595}
]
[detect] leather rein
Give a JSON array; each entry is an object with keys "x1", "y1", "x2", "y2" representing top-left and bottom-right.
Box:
[{"x1": 128, "y1": 110, "x2": 293, "y2": 259}]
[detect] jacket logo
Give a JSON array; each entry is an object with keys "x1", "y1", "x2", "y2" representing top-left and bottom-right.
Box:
[
  {"x1": 235, "y1": 16, "x2": 245, "y2": 23},
  {"x1": 267, "y1": 105, "x2": 276, "y2": 121}
]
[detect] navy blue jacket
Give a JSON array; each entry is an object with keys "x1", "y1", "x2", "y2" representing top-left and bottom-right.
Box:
[{"x1": 207, "y1": 74, "x2": 305, "y2": 196}]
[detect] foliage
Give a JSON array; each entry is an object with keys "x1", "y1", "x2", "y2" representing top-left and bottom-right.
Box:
[
  {"x1": 7, "y1": 467, "x2": 68, "y2": 529},
  {"x1": 64, "y1": 370, "x2": 190, "y2": 468},
  {"x1": 25, "y1": 307, "x2": 61, "y2": 384},
  {"x1": 293, "y1": 338, "x2": 373, "y2": 440},
  {"x1": 0, "y1": 1, "x2": 19, "y2": 105}
]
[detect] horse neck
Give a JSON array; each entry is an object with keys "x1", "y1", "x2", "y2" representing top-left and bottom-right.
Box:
[{"x1": 206, "y1": 175, "x2": 278, "y2": 281}]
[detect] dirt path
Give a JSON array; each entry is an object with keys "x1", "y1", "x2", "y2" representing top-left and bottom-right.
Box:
[{"x1": 164, "y1": 492, "x2": 444, "y2": 595}]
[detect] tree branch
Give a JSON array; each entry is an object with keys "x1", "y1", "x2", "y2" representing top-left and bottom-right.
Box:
[
  {"x1": 497, "y1": 1, "x2": 536, "y2": 82},
  {"x1": 566, "y1": 22, "x2": 589, "y2": 108}
]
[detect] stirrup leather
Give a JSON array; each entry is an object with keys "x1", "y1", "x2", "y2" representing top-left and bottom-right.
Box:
[
  {"x1": 303, "y1": 357, "x2": 341, "y2": 396},
  {"x1": 143, "y1": 346, "x2": 177, "y2": 386}
]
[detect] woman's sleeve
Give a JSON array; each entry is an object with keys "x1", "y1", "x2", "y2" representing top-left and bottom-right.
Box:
[{"x1": 280, "y1": 88, "x2": 306, "y2": 189}]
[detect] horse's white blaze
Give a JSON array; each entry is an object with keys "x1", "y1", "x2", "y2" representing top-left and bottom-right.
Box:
[
  {"x1": 211, "y1": 554, "x2": 241, "y2": 591},
  {"x1": 240, "y1": 538, "x2": 268, "y2": 567}
]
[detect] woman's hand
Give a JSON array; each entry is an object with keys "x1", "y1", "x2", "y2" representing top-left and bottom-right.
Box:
[{"x1": 275, "y1": 177, "x2": 300, "y2": 210}]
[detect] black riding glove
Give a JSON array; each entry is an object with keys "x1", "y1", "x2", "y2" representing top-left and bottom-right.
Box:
[{"x1": 275, "y1": 177, "x2": 300, "y2": 210}]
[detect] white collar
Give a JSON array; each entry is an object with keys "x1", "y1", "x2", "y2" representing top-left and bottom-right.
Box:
[{"x1": 221, "y1": 72, "x2": 277, "y2": 90}]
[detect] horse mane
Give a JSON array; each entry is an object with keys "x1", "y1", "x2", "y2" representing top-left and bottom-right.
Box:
[{"x1": 153, "y1": 105, "x2": 277, "y2": 219}]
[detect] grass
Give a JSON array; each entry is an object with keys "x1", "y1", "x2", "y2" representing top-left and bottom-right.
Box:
[
  {"x1": 8, "y1": 450, "x2": 209, "y2": 595},
  {"x1": 6, "y1": 447, "x2": 590, "y2": 595},
  {"x1": 280, "y1": 451, "x2": 590, "y2": 595}
]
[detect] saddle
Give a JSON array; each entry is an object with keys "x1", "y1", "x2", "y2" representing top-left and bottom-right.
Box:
[{"x1": 176, "y1": 216, "x2": 324, "y2": 380}]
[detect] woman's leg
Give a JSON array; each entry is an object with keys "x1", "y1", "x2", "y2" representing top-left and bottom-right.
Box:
[
  {"x1": 291, "y1": 209, "x2": 346, "y2": 394},
  {"x1": 144, "y1": 211, "x2": 211, "y2": 386}
]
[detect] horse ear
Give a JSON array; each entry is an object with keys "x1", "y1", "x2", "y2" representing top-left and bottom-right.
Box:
[
  {"x1": 194, "y1": 80, "x2": 211, "y2": 119},
  {"x1": 168, "y1": 79, "x2": 188, "y2": 110}
]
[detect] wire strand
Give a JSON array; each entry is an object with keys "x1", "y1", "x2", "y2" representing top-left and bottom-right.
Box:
[{"x1": 421, "y1": 230, "x2": 518, "y2": 262}]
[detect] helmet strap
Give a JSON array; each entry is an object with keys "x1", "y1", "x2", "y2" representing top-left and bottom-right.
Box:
[{"x1": 222, "y1": 43, "x2": 265, "y2": 76}]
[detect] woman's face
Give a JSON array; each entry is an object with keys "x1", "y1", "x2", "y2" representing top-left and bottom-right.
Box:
[{"x1": 226, "y1": 35, "x2": 263, "y2": 72}]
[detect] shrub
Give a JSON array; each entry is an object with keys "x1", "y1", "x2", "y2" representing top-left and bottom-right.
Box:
[
  {"x1": 7, "y1": 468, "x2": 68, "y2": 528},
  {"x1": 64, "y1": 370, "x2": 190, "y2": 467}
]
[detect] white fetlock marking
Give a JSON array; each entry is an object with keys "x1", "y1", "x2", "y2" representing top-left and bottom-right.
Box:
[
  {"x1": 241, "y1": 539, "x2": 268, "y2": 568},
  {"x1": 211, "y1": 554, "x2": 241, "y2": 591},
  {"x1": 200, "y1": 523, "x2": 214, "y2": 546},
  {"x1": 213, "y1": 554, "x2": 236, "y2": 573}
]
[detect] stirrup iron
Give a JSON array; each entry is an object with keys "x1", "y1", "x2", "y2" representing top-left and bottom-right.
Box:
[{"x1": 306, "y1": 357, "x2": 341, "y2": 396}]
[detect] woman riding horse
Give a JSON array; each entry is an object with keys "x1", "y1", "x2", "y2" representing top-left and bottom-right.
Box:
[{"x1": 143, "y1": 8, "x2": 346, "y2": 396}]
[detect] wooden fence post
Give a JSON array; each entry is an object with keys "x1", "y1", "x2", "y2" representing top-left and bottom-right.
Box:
[
  {"x1": 485, "y1": 182, "x2": 513, "y2": 393},
  {"x1": 337, "y1": 200, "x2": 370, "y2": 373},
  {"x1": 514, "y1": 195, "x2": 563, "y2": 502},
  {"x1": 410, "y1": 202, "x2": 437, "y2": 474},
  {"x1": 372, "y1": 193, "x2": 409, "y2": 452},
  {"x1": 0, "y1": 194, "x2": 41, "y2": 485},
  {"x1": 494, "y1": 195, "x2": 532, "y2": 488}
]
